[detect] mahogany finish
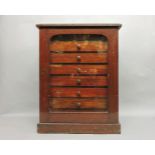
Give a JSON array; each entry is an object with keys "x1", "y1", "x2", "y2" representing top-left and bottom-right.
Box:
[
  {"x1": 50, "y1": 53, "x2": 108, "y2": 63},
  {"x1": 49, "y1": 64, "x2": 108, "y2": 75},
  {"x1": 50, "y1": 87, "x2": 108, "y2": 97},
  {"x1": 49, "y1": 98, "x2": 107, "y2": 110},
  {"x1": 50, "y1": 40, "x2": 108, "y2": 51},
  {"x1": 50, "y1": 76, "x2": 108, "y2": 86},
  {"x1": 37, "y1": 23, "x2": 121, "y2": 134}
]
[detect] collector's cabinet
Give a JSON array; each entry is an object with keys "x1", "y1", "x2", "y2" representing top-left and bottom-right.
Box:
[{"x1": 37, "y1": 24, "x2": 122, "y2": 134}]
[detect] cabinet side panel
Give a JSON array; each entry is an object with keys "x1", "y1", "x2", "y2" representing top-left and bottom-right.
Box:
[
  {"x1": 39, "y1": 29, "x2": 49, "y2": 122},
  {"x1": 107, "y1": 29, "x2": 119, "y2": 119}
]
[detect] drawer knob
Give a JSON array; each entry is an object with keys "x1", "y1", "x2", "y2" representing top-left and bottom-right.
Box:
[
  {"x1": 76, "y1": 44, "x2": 81, "y2": 50},
  {"x1": 76, "y1": 102, "x2": 81, "y2": 107},
  {"x1": 76, "y1": 91, "x2": 81, "y2": 97},
  {"x1": 76, "y1": 68, "x2": 81, "y2": 73},
  {"x1": 77, "y1": 55, "x2": 81, "y2": 61},
  {"x1": 76, "y1": 79, "x2": 81, "y2": 85}
]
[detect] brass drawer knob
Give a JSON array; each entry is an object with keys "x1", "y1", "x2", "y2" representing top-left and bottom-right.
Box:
[
  {"x1": 76, "y1": 68, "x2": 81, "y2": 73},
  {"x1": 77, "y1": 55, "x2": 81, "y2": 61},
  {"x1": 76, "y1": 91, "x2": 81, "y2": 97},
  {"x1": 76, "y1": 79, "x2": 81, "y2": 85},
  {"x1": 76, "y1": 102, "x2": 81, "y2": 107}
]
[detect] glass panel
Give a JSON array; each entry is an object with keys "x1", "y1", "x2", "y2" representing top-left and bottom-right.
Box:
[
  {"x1": 49, "y1": 34, "x2": 108, "y2": 52},
  {"x1": 49, "y1": 34, "x2": 108, "y2": 112}
]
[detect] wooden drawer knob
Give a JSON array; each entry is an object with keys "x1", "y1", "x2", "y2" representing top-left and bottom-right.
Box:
[
  {"x1": 76, "y1": 44, "x2": 81, "y2": 50},
  {"x1": 76, "y1": 68, "x2": 81, "y2": 73},
  {"x1": 76, "y1": 102, "x2": 81, "y2": 107},
  {"x1": 76, "y1": 79, "x2": 81, "y2": 85},
  {"x1": 76, "y1": 55, "x2": 81, "y2": 61},
  {"x1": 76, "y1": 91, "x2": 81, "y2": 97}
]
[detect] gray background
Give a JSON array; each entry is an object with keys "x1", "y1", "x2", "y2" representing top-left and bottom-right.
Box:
[{"x1": 0, "y1": 15, "x2": 155, "y2": 139}]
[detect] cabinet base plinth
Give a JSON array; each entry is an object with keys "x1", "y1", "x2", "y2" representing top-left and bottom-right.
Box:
[{"x1": 37, "y1": 123, "x2": 121, "y2": 134}]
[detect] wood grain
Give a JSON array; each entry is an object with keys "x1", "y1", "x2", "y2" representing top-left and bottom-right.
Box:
[
  {"x1": 50, "y1": 53, "x2": 108, "y2": 63},
  {"x1": 38, "y1": 123, "x2": 121, "y2": 134},
  {"x1": 37, "y1": 25, "x2": 121, "y2": 134},
  {"x1": 50, "y1": 76, "x2": 108, "y2": 86},
  {"x1": 46, "y1": 112, "x2": 118, "y2": 124},
  {"x1": 49, "y1": 87, "x2": 108, "y2": 97},
  {"x1": 49, "y1": 98, "x2": 107, "y2": 110},
  {"x1": 49, "y1": 41, "x2": 108, "y2": 51},
  {"x1": 49, "y1": 64, "x2": 108, "y2": 75}
]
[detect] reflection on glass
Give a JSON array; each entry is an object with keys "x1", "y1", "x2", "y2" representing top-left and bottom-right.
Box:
[{"x1": 50, "y1": 34, "x2": 108, "y2": 52}]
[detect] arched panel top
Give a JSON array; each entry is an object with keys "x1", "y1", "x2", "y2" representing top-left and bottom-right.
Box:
[
  {"x1": 50, "y1": 34, "x2": 108, "y2": 41},
  {"x1": 49, "y1": 34, "x2": 108, "y2": 52}
]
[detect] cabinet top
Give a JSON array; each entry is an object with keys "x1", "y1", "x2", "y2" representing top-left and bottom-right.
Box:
[{"x1": 36, "y1": 23, "x2": 122, "y2": 29}]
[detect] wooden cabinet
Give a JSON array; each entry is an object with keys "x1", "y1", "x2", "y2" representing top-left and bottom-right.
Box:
[{"x1": 37, "y1": 24, "x2": 122, "y2": 134}]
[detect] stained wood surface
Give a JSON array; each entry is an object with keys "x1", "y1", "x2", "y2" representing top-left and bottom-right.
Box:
[
  {"x1": 38, "y1": 123, "x2": 121, "y2": 134},
  {"x1": 49, "y1": 64, "x2": 108, "y2": 75},
  {"x1": 46, "y1": 112, "x2": 119, "y2": 124},
  {"x1": 36, "y1": 23, "x2": 122, "y2": 28},
  {"x1": 49, "y1": 87, "x2": 107, "y2": 97},
  {"x1": 38, "y1": 25, "x2": 121, "y2": 133},
  {"x1": 50, "y1": 41, "x2": 108, "y2": 51},
  {"x1": 49, "y1": 98, "x2": 107, "y2": 110},
  {"x1": 49, "y1": 76, "x2": 107, "y2": 86},
  {"x1": 50, "y1": 53, "x2": 108, "y2": 63}
]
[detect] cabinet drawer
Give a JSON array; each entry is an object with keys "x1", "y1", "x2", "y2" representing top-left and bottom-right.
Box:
[
  {"x1": 49, "y1": 98, "x2": 107, "y2": 110},
  {"x1": 50, "y1": 41, "x2": 108, "y2": 52},
  {"x1": 50, "y1": 53, "x2": 108, "y2": 63},
  {"x1": 50, "y1": 76, "x2": 108, "y2": 86},
  {"x1": 49, "y1": 65, "x2": 108, "y2": 75},
  {"x1": 49, "y1": 88, "x2": 107, "y2": 97}
]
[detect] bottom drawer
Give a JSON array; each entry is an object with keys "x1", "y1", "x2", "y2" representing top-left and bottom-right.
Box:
[{"x1": 49, "y1": 98, "x2": 107, "y2": 111}]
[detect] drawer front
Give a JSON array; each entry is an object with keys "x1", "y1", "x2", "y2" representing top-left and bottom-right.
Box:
[
  {"x1": 49, "y1": 65, "x2": 108, "y2": 75},
  {"x1": 49, "y1": 88, "x2": 107, "y2": 97},
  {"x1": 50, "y1": 53, "x2": 108, "y2": 63},
  {"x1": 49, "y1": 98, "x2": 107, "y2": 110},
  {"x1": 50, "y1": 76, "x2": 107, "y2": 86},
  {"x1": 50, "y1": 41, "x2": 108, "y2": 52}
]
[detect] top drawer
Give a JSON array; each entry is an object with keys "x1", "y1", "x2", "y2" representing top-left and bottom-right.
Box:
[
  {"x1": 49, "y1": 34, "x2": 108, "y2": 52},
  {"x1": 49, "y1": 41, "x2": 108, "y2": 52}
]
